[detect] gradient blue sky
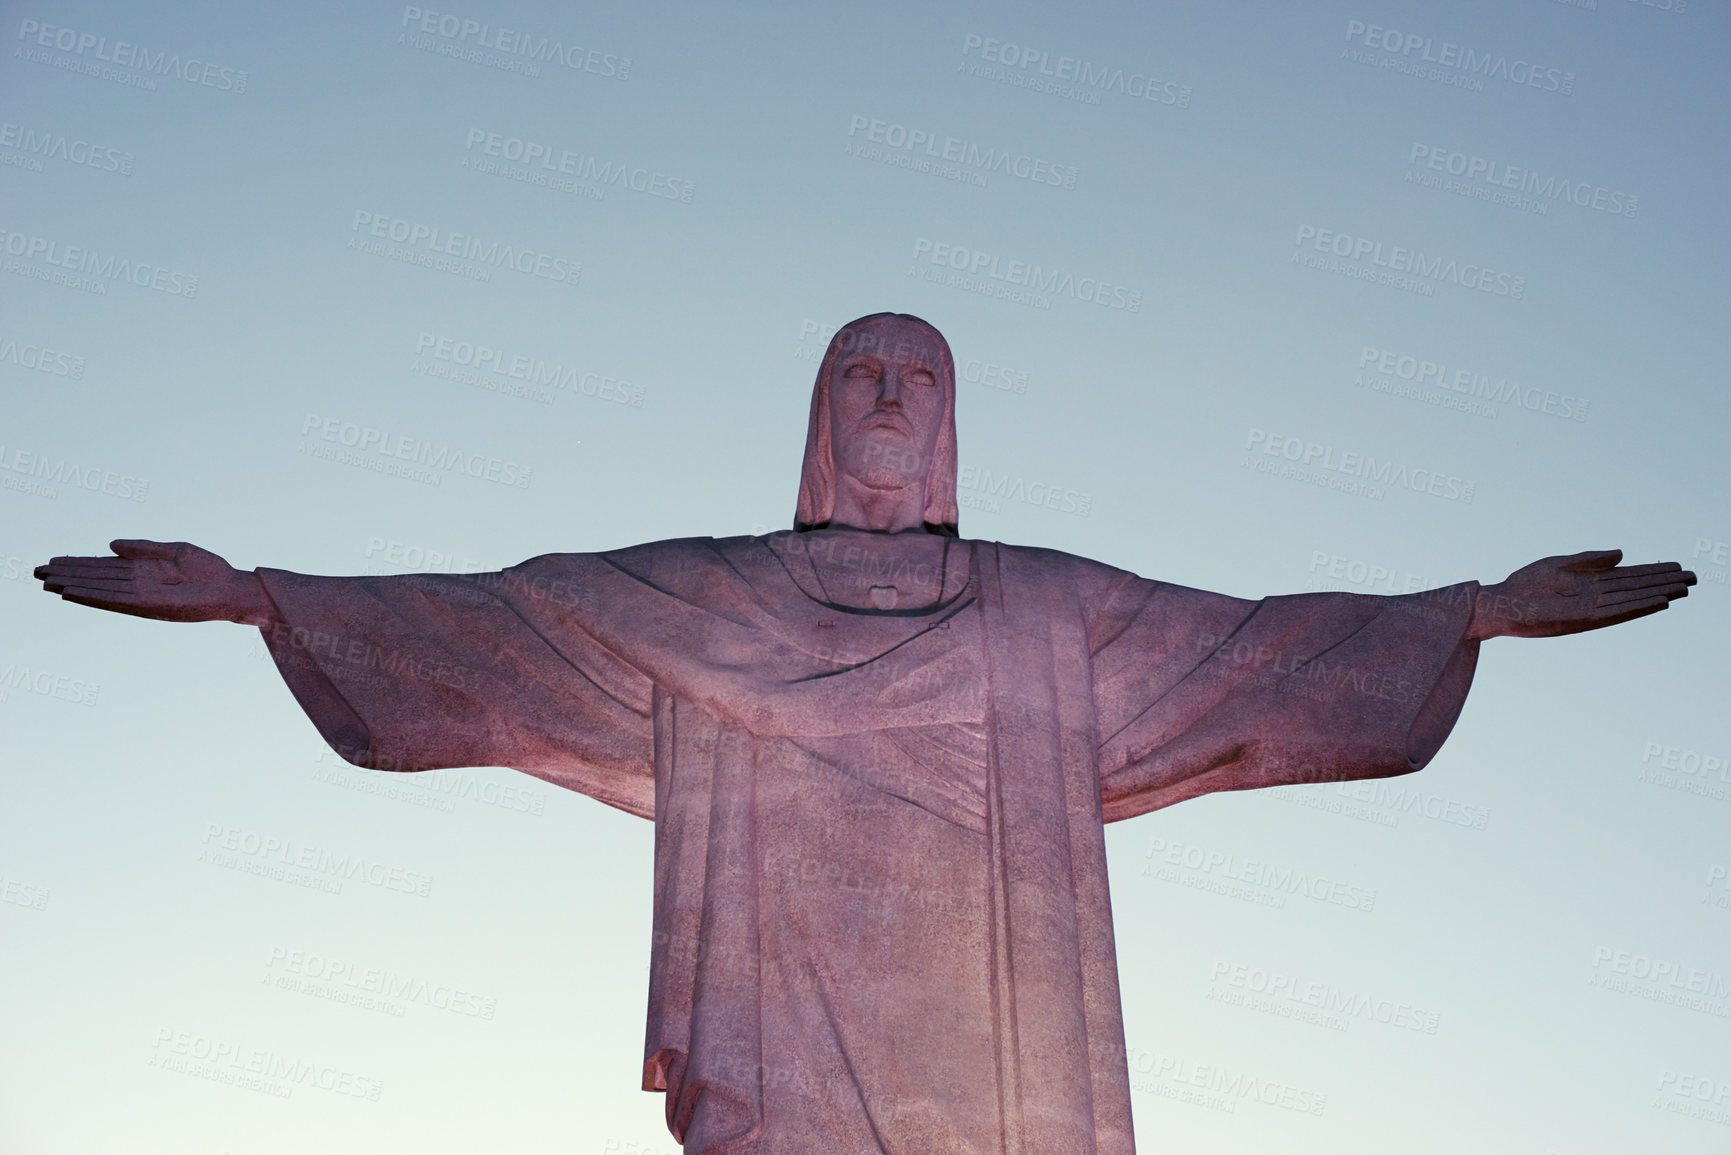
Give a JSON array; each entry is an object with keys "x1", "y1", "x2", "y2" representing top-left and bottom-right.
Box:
[{"x1": 3, "y1": 1, "x2": 1728, "y2": 1151}]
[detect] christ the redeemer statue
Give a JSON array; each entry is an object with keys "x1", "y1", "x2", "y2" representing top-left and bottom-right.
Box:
[{"x1": 37, "y1": 314, "x2": 1695, "y2": 1153}]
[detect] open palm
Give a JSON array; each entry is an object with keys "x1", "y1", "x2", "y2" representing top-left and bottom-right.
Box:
[
  {"x1": 1475, "y1": 549, "x2": 1696, "y2": 639},
  {"x1": 34, "y1": 540, "x2": 272, "y2": 624}
]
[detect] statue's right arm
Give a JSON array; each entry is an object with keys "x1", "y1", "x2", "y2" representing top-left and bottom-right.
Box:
[{"x1": 35, "y1": 539, "x2": 280, "y2": 627}]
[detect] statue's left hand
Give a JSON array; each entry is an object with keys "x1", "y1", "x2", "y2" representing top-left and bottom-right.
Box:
[{"x1": 1468, "y1": 549, "x2": 1696, "y2": 640}]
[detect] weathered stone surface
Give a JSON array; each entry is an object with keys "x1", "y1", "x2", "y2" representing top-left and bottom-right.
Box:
[{"x1": 36, "y1": 313, "x2": 1695, "y2": 1153}]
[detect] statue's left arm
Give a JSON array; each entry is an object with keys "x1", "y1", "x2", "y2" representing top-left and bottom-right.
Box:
[{"x1": 1086, "y1": 549, "x2": 1693, "y2": 823}]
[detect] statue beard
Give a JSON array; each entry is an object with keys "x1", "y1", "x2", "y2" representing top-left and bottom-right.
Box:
[{"x1": 839, "y1": 435, "x2": 930, "y2": 494}]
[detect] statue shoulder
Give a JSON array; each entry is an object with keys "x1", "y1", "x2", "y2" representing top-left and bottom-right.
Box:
[
  {"x1": 971, "y1": 540, "x2": 1153, "y2": 621},
  {"x1": 505, "y1": 536, "x2": 728, "y2": 580},
  {"x1": 985, "y1": 539, "x2": 1139, "y2": 585}
]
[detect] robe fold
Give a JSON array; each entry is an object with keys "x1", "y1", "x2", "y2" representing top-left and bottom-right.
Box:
[{"x1": 255, "y1": 533, "x2": 1480, "y2": 1154}]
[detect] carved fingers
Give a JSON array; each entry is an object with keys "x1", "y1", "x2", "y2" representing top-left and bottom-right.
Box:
[
  {"x1": 1589, "y1": 561, "x2": 1695, "y2": 614},
  {"x1": 35, "y1": 540, "x2": 244, "y2": 622},
  {"x1": 35, "y1": 558, "x2": 173, "y2": 619},
  {"x1": 1557, "y1": 548, "x2": 1623, "y2": 574},
  {"x1": 60, "y1": 587, "x2": 158, "y2": 618},
  {"x1": 37, "y1": 554, "x2": 140, "y2": 590},
  {"x1": 1485, "y1": 551, "x2": 1696, "y2": 639},
  {"x1": 109, "y1": 539, "x2": 191, "y2": 561},
  {"x1": 1581, "y1": 596, "x2": 1673, "y2": 631}
]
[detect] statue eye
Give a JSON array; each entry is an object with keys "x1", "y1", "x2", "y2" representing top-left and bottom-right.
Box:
[
  {"x1": 842, "y1": 363, "x2": 877, "y2": 379},
  {"x1": 907, "y1": 371, "x2": 936, "y2": 388}
]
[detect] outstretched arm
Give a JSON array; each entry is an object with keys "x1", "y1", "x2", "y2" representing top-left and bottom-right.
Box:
[
  {"x1": 36, "y1": 540, "x2": 278, "y2": 626},
  {"x1": 39, "y1": 540, "x2": 657, "y2": 811},
  {"x1": 1466, "y1": 549, "x2": 1695, "y2": 641}
]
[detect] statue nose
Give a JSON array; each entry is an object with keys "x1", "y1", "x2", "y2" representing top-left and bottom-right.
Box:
[{"x1": 877, "y1": 373, "x2": 903, "y2": 407}]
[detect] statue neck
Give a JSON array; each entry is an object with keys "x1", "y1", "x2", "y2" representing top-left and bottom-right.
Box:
[{"x1": 828, "y1": 475, "x2": 928, "y2": 534}]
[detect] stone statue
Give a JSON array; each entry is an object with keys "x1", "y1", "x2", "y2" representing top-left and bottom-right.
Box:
[{"x1": 36, "y1": 314, "x2": 1695, "y2": 1153}]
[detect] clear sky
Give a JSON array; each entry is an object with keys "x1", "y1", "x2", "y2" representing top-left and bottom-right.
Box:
[{"x1": 3, "y1": 1, "x2": 1728, "y2": 1151}]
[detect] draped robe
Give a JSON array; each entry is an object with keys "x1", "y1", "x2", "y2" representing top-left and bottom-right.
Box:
[{"x1": 254, "y1": 531, "x2": 1481, "y2": 1154}]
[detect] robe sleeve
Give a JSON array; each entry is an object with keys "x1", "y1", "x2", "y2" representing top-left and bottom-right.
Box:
[
  {"x1": 254, "y1": 563, "x2": 656, "y2": 819},
  {"x1": 1088, "y1": 573, "x2": 1481, "y2": 823}
]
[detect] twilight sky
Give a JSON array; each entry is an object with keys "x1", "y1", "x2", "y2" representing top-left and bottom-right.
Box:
[{"x1": 3, "y1": 1, "x2": 1728, "y2": 1151}]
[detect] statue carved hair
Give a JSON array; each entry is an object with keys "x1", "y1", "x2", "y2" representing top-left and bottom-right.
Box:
[{"x1": 793, "y1": 313, "x2": 960, "y2": 536}]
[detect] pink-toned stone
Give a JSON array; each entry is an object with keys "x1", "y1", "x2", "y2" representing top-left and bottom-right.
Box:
[{"x1": 36, "y1": 314, "x2": 1696, "y2": 1153}]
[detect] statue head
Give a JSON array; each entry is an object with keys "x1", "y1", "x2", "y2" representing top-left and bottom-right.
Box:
[{"x1": 794, "y1": 313, "x2": 959, "y2": 536}]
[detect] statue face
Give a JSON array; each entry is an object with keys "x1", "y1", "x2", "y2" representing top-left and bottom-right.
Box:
[{"x1": 827, "y1": 317, "x2": 947, "y2": 497}]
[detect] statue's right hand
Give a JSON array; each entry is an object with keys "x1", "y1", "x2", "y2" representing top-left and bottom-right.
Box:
[{"x1": 35, "y1": 540, "x2": 276, "y2": 625}]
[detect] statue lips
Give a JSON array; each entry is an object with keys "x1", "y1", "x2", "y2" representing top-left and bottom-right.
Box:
[{"x1": 859, "y1": 411, "x2": 912, "y2": 437}]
